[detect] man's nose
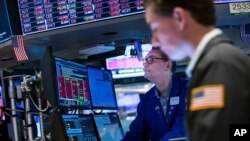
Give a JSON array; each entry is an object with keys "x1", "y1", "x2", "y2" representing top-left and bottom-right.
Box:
[{"x1": 143, "y1": 61, "x2": 149, "y2": 68}]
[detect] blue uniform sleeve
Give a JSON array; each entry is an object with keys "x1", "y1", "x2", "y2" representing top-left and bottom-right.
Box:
[{"x1": 121, "y1": 100, "x2": 148, "y2": 141}]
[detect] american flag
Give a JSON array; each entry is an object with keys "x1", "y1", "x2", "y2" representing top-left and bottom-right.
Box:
[
  {"x1": 190, "y1": 85, "x2": 224, "y2": 111},
  {"x1": 12, "y1": 35, "x2": 29, "y2": 61},
  {"x1": 240, "y1": 24, "x2": 250, "y2": 43}
]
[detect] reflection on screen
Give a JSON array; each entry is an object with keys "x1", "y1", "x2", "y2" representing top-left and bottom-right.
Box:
[
  {"x1": 55, "y1": 58, "x2": 91, "y2": 109},
  {"x1": 93, "y1": 113, "x2": 124, "y2": 141},
  {"x1": 62, "y1": 114, "x2": 98, "y2": 141},
  {"x1": 88, "y1": 67, "x2": 117, "y2": 109}
]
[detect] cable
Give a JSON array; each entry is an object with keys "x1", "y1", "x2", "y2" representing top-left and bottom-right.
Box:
[
  {"x1": 4, "y1": 107, "x2": 24, "y2": 112},
  {"x1": 3, "y1": 107, "x2": 48, "y2": 117},
  {"x1": 29, "y1": 93, "x2": 49, "y2": 112}
]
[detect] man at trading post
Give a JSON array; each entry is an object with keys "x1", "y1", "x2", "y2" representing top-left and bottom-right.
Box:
[{"x1": 121, "y1": 47, "x2": 188, "y2": 141}]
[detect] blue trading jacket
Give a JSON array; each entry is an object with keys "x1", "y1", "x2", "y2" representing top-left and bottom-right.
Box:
[{"x1": 121, "y1": 75, "x2": 188, "y2": 141}]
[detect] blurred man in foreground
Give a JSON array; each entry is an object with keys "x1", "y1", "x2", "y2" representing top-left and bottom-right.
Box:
[{"x1": 144, "y1": 0, "x2": 250, "y2": 141}]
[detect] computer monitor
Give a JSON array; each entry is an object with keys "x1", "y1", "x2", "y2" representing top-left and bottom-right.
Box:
[
  {"x1": 106, "y1": 44, "x2": 152, "y2": 79},
  {"x1": 44, "y1": 110, "x2": 68, "y2": 141},
  {"x1": 55, "y1": 57, "x2": 91, "y2": 109},
  {"x1": 93, "y1": 113, "x2": 124, "y2": 141},
  {"x1": 0, "y1": 85, "x2": 3, "y2": 107},
  {"x1": 87, "y1": 67, "x2": 118, "y2": 109},
  {"x1": 62, "y1": 114, "x2": 100, "y2": 141},
  {"x1": 16, "y1": 0, "x2": 144, "y2": 35},
  {"x1": 0, "y1": 0, "x2": 12, "y2": 44},
  {"x1": 41, "y1": 46, "x2": 58, "y2": 108},
  {"x1": 214, "y1": 0, "x2": 250, "y2": 3},
  {"x1": 0, "y1": 85, "x2": 4, "y2": 120}
]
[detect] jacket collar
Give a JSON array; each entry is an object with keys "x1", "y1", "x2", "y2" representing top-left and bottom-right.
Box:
[{"x1": 186, "y1": 28, "x2": 222, "y2": 78}]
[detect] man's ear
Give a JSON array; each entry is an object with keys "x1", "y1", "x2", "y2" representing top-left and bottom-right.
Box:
[
  {"x1": 173, "y1": 7, "x2": 187, "y2": 31},
  {"x1": 166, "y1": 60, "x2": 172, "y2": 71}
]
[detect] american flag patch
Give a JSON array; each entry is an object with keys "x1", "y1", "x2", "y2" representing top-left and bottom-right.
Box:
[
  {"x1": 240, "y1": 24, "x2": 250, "y2": 42},
  {"x1": 190, "y1": 85, "x2": 224, "y2": 111},
  {"x1": 12, "y1": 35, "x2": 29, "y2": 61}
]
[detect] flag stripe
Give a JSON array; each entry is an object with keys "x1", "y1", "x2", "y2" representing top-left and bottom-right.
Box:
[
  {"x1": 12, "y1": 35, "x2": 29, "y2": 61},
  {"x1": 240, "y1": 24, "x2": 250, "y2": 42}
]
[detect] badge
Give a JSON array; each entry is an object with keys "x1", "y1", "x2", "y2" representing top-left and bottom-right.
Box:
[{"x1": 170, "y1": 96, "x2": 179, "y2": 105}]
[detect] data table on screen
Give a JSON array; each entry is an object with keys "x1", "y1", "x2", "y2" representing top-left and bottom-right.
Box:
[{"x1": 17, "y1": 0, "x2": 144, "y2": 35}]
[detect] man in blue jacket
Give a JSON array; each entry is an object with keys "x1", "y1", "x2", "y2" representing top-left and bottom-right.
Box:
[{"x1": 121, "y1": 47, "x2": 188, "y2": 141}]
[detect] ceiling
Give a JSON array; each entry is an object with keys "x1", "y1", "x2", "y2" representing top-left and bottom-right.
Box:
[{"x1": 0, "y1": 3, "x2": 250, "y2": 71}]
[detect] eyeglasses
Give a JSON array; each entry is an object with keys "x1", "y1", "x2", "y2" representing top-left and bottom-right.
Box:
[{"x1": 143, "y1": 57, "x2": 167, "y2": 64}]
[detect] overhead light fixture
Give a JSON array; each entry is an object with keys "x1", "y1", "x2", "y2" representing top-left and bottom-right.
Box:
[{"x1": 79, "y1": 44, "x2": 115, "y2": 55}]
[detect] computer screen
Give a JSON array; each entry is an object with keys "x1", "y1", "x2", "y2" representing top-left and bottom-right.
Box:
[
  {"x1": 214, "y1": 0, "x2": 250, "y2": 3},
  {"x1": 93, "y1": 113, "x2": 124, "y2": 141},
  {"x1": 88, "y1": 67, "x2": 118, "y2": 109},
  {"x1": 62, "y1": 114, "x2": 99, "y2": 141},
  {"x1": 16, "y1": 0, "x2": 144, "y2": 35},
  {"x1": 106, "y1": 44, "x2": 152, "y2": 79},
  {"x1": 0, "y1": 85, "x2": 4, "y2": 121},
  {"x1": 55, "y1": 57, "x2": 91, "y2": 109},
  {"x1": 0, "y1": 85, "x2": 3, "y2": 107},
  {"x1": 0, "y1": 0, "x2": 12, "y2": 43}
]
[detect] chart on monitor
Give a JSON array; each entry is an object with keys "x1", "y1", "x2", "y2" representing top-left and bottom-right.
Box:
[{"x1": 55, "y1": 57, "x2": 91, "y2": 109}]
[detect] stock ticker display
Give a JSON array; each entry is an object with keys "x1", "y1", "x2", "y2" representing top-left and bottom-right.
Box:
[{"x1": 17, "y1": 0, "x2": 144, "y2": 35}]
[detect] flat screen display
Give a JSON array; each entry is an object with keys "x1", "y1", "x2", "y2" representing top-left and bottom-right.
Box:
[
  {"x1": 0, "y1": 85, "x2": 4, "y2": 121},
  {"x1": 214, "y1": 0, "x2": 250, "y2": 3},
  {"x1": 0, "y1": 0, "x2": 12, "y2": 43},
  {"x1": 62, "y1": 114, "x2": 99, "y2": 141},
  {"x1": 106, "y1": 44, "x2": 152, "y2": 79},
  {"x1": 17, "y1": 0, "x2": 144, "y2": 35},
  {"x1": 88, "y1": 67, "x2": 118, "y2": 109},
  {"x1": 55, "y1": 57, "x2": 91, "y2": 109},
  {"x1": 0, "y1": 85, "x2": 3, "y2": 107},
  {"x1": 93, "y1": 113, "x2": 124, "y2": 141}
]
